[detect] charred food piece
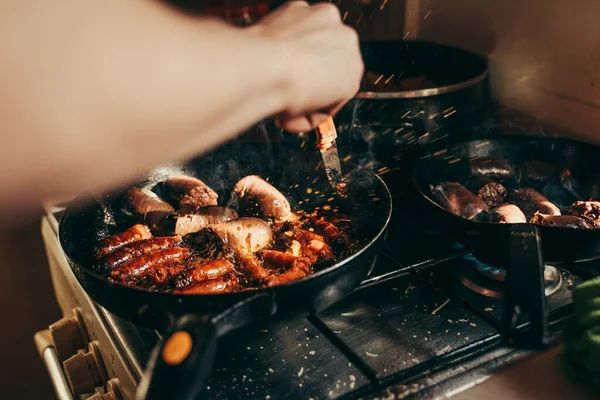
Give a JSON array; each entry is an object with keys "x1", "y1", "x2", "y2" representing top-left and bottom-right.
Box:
[
  {"x1": 469, "y1": 157, "x2": 514, "y2": 181},
  {"x1": 164, "y1": 175, "x2": 218, "y2": 208},
  {"x1": 232, "y1": 175, "x2": 297, "y2": 221},
  {"x1": 466, "y1": 176, "x2": 508, "y2": 208},
  {"x1": 182, "y1": 229, "x2": 226, "y2": 260},
  {"x1": 110, "y1": 247, "x2": 190, "y2": 284},
  {"x1": 568, "y1": 201, "x2": 600, "y2": 228},
  {"x1": 96, "y1": 236, "x2": 182, "y2": 273},
  {"x1": 148, "y1": 206, "x2": 239, "y2": 236},
  {"x1": 488, "y1": 204, "x2": 527, "y2": 224},
  {"x1": 510, "y1": 188, "x2": 561, "y2": 219},
  {"x1": 211, "y1": 217, "x2": 273, "y2": 255},
  {"x1": 530, "y1": 212, "x2": 592, "y2": 229},
  {"x1": 173, "y1": 276, "x2": 240, "y2": 294},
  {"x1": 94, "y1": 224, "x2": 152, "y2": 260},
  {"x1": 124, "y1": 188, "x2": 174, "y2": 218},
  {"x1": 174, "y1": 258, "x2": 235, "y2": 289},
  {"x1": 432, "y1": 182, "x2": 489, "y2": 220}
]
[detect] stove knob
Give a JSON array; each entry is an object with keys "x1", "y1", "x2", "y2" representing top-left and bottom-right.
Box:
[
  {"x1": 49, "y1": 308, "x2": 89, "y2": 361},
  {"x1": 87, "y1": 379, "x2": 123, "y2": 400},
  {"x1": 63, "y1": 341, "x2": 107, "y2": 396}
]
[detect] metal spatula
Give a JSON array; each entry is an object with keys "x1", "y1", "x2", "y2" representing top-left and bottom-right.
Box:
[{"x1": 316, "y1": 117, "x2": 344, "y2": 191}]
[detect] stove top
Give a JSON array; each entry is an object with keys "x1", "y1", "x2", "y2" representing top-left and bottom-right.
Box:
[
  {"x1": 40, "y1": 108, "x2": 600, "y2": 399},
  {"x1": 44, "y1": 187, "x2": 595, "y2": 400}
]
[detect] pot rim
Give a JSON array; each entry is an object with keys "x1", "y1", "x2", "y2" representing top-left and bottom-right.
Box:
[{"x1": 355, "y1": 69, "x2": 488, "y2": 99}]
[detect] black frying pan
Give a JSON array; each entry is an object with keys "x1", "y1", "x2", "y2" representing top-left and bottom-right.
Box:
[
  {"x1": 413, "y1": 136, "x2": 600, "y2": 264},
  {"x1": 59, "y1": 140, "x2": 392, "y2": 400}
]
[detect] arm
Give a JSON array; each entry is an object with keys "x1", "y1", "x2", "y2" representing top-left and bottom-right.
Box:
[
  {"x1": 0, "y1": 0, "x2": 362, "y2": 218},
  {"x1": 0, "y1": 0, "x2": 289, "y2": 214}
]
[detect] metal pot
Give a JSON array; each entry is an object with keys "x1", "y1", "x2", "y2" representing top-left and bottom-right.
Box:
[{"x1": 335, "y1": 40, "x2": 490, "y2": 171}]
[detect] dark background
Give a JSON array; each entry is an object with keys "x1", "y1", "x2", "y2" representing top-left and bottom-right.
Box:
[{"x1": 0, "y1": 215, "x2": 61, "y2": 399}]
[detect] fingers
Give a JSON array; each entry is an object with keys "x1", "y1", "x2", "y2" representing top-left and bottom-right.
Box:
[
  {"x1": 277, "y1": 112, "x2": 330, "y2": 133},
  {"x1": 258, "y1": 1, "x2": 342, "y2": 33},
  {"x1": 310, "y1": 3, "x2": 342, "y2": 26},
  {"x1": 279, "y1": 0, "x2": 309, "y2": 9}
]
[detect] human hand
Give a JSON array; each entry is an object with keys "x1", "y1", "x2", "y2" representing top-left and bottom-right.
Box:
[{"x1": 250, "y1": 1, "x2": 363, "y2": 132}]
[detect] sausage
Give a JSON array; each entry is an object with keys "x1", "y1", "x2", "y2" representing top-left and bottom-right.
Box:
[
  {"x1": 530, "y1": 213, "x2": 592, "y2": 229},
  {"x1": 232, "y1": 175, "x2": 297, "y2": 221},
  {"x1": 509, "y1": 188, "x2": 561, "y2": 219},
  {"x1": 175, "y1": 258, "x2": 235, "y2": 288},
  {"x1": 309, "y1": 217, "x2": 346, "y2": 248},
  {"x1": 264, "y1": 266, "x2": 308, "y2": 287},
  {"x1": 124, "y1": 188, "x2": 174, "y2": 217},
  {"x1": 469, "y1": 157, "x2": 514, "y2": 181},
  {"x1": 260, "y1": 250, "x2": 311, "y2": 273},
  {"x1": 94, "y1": 224, "x2": 152, "y2": 260},
  {"x1": 237, "y1": 254, "x2": 270, "y2": 284},
  {"x1": 488, "y1": 204, "x2": 527, "y2": 224},
  {"x1": 110, "y1": 247, "x2": 190, "y2": 284},
  {"x1": 292, "y1": 229, "x2": 334, "y2": 265},
  {"x1": 173, "y1": 276, "x2": 240, "y2": 294},
  {"x1": 568, "y1": 201, "x2": 600, "y2": 228},
  {"x1": 96, "y1": 236, "x2": 182, "y2": 272},
  {"x1": 432, "y1": 182, "x2": 489, "y2": 220},
  {"x1": 211, "y1": 217, "x2": 273, "y2": 255},
  {"x1": 146, "y1": 206, "x2": 239, "y2": 236},
  {"x1": 174, "y1": 207, "x2": 239, "y2": 236},
  {"x1": 154, "y1": 264, "x2": 187, "y2": 284},
  {"x1": 164, "y1": 175, "x2": 218, "y2": 208}
]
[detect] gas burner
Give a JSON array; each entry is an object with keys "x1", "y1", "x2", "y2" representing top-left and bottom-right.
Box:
[{"x1": 459, "y1": 253, "x2": 563, "y2": 298}]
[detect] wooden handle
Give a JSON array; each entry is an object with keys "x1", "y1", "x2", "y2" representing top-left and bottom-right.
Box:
[{"x1": 316, "y1": 117, "x2": 337, "y2": 150}]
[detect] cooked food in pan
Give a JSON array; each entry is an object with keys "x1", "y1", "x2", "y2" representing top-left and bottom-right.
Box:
[
  {"x1": 529, "y1": 213, "x2": 592, "y2": 229},
  {"x1": 93, "y1": 175, "x2": 357, "y2": 293},
  {"x1": 431, "y1": 181, "x2": 488, "y2": 220},
  {"x1": 568, "y1": 201, "x2": 600, "y2": 228},
  {"x1": 427, "y1": 156, "x2": 600, "y2": 229},
  {"x1": 487, "y1": 204, "x2": 527, "y2": 224},
  {"x1": 509, "y1": 188, "x2": 561, "y2": 219},
  {"x1": 466, "y1": 175, "x2": 507, "y2": 207}
]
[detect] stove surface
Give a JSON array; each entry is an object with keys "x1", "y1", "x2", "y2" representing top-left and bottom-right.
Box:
[{"x1": 43, "y1": 108, "x2": 600, "y2": 399}]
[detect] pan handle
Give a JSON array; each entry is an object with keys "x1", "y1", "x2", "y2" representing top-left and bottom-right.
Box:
[
  {"x1": 136, "y1": 292, "x2": 277, "y2": 400},
  {"x1": 503, "y1": 224, "x2": 549, "y2": 348}
]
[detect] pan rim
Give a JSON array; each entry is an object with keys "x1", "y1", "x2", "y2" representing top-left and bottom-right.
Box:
[{"x1": 58, "y1": 169, "x2": 393, "y2": 298}]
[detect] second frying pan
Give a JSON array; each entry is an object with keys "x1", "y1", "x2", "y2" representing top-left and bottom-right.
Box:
[{"x1": 413, "y1": 136, "x2": 600, "y2": 264}]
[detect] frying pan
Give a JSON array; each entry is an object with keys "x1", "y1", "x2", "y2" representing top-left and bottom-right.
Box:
[
  {"x1": 413, "y1": 135, "x2": 600, "y2": 264},
  {"x1": 59, "y1": 140, "x2": 392, "y2": 400}
]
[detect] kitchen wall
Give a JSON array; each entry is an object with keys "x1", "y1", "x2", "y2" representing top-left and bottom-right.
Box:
[{"x1": 406, "y1": 0, "x2": 600, "y2": 143}]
